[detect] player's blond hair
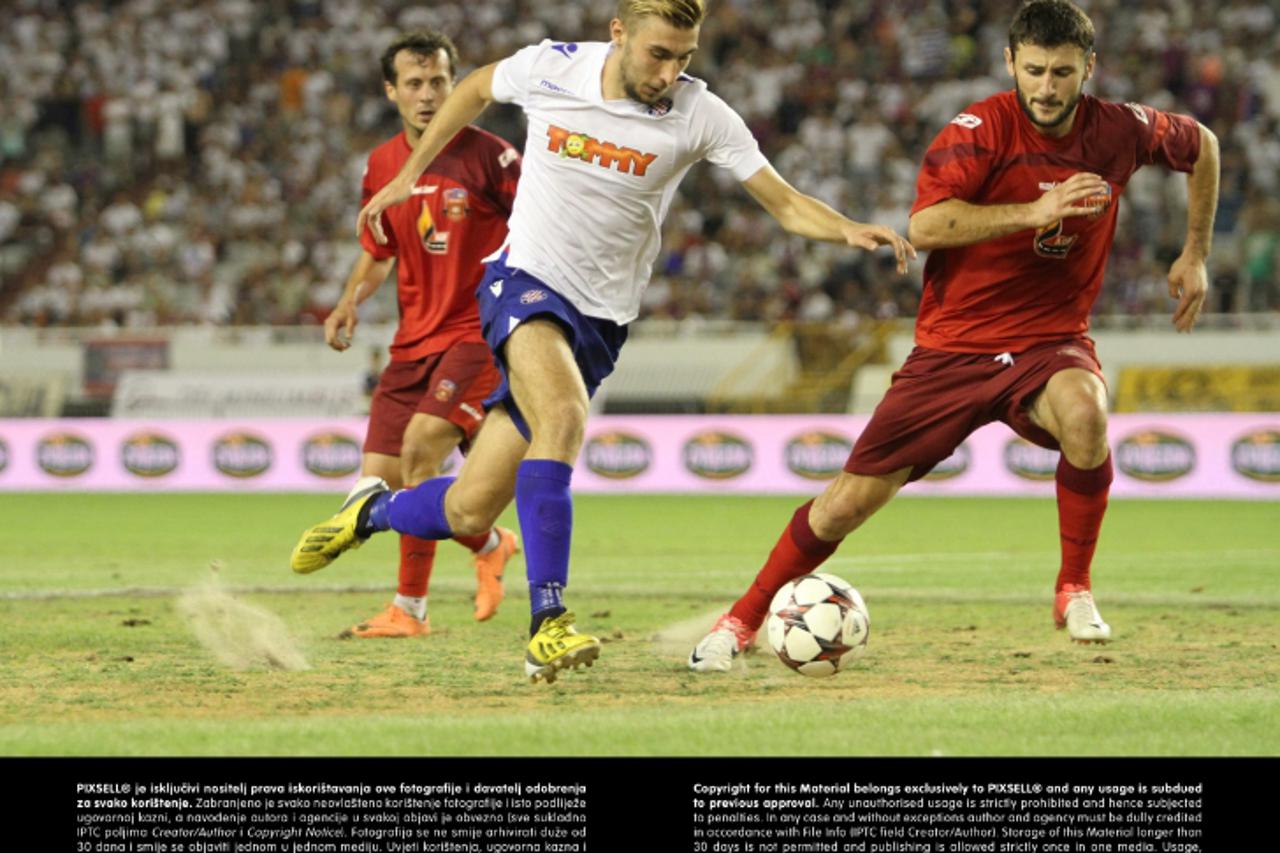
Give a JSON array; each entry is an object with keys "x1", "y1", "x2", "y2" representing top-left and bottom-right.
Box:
[{"x1": 616, "y1": 0, "x2": 705, "y2": 30}]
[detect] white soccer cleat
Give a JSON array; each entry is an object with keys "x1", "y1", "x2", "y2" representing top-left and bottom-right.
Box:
[
  {"x1": 688, "y1": 613, "x2": 756, "y2": 672},
  {"x1": 1054, "y1": 585, "x2": 1112, "y2": 644}
]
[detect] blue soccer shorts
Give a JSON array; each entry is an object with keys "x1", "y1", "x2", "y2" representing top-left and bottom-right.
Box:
[{"x1": 475, "y1": 256, "x2": 628, "y2": 441}]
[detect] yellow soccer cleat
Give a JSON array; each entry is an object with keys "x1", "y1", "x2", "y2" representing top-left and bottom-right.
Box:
[
  {"x1": 473, "y1": 527, "x2": 520, "y2": 622},
  {"x1": 524, "y1": 611, "x2": 600, "y2": 684},
  {"x1": 290, "y1": 477, "x2": 389, "y2": 574}
]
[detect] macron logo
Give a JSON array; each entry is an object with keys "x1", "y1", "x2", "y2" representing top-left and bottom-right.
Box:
[
  {"x1": 950, "y1": 113, "x2": 982, "y2": 129},
  {"x1": 539, "y1": 79, "x2": 572, "y2": 95},
  {"x1": 551, "y1": 42, "x2": 578, "y2": 59},
  {"x1": 490, "y1": 280, "x2": 504, "y2": 297}
]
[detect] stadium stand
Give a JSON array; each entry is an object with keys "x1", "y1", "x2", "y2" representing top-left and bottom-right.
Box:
[{"x1": 0, "y1": 0, "x2": 1276, "y2": 332}]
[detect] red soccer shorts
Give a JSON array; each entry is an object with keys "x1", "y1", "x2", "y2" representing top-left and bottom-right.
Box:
[
  {"x1": 363, "y1": 342, "x2": 501, "y2": 457},
  {"x1": 845, "y1": 337, "x2": 1104, "y2": 482}
]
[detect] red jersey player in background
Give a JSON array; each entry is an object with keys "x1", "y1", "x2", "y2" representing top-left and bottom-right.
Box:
[
  {"x1": 690, "y1": 0, "x2": 1219, "y2": 671},
  {"x1": 301, "y1": 31, "x2": 522, "y2": 638}
]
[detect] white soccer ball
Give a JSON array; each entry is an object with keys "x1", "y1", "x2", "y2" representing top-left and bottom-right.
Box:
[{"x1": 766, "y1": 573, "x2": 870, "y2": 678}]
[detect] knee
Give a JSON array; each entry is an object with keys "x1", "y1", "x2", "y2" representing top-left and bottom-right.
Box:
[
  {"x1": 812, "y1": 475, "x2": 897, "y2": 539},
  {"x1": 525, "y1": 397, "x2": 588, "y2": 451},
  {"x1": 1057, "y1": 401, "x2": 1109, "y2": 459},
  {"x1": 399, "y1": 444, "x2": 442, "y2": 488},
  {"x1": 400, "y1": 420, "x2": 460, "y2": 486}
]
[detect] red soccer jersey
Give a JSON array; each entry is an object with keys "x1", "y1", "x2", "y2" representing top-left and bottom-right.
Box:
[
  {"x1": 910, "y1": 91, "x2": 1200, "y2": 353},
  {"x1": 361, "y1": 126, "x2": 520, "y2": 361}
]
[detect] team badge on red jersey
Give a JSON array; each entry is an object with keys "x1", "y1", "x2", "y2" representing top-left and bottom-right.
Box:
[
  {"x1": 444, "y1": 188, "x2": 469, "y2": 222},
  {"x1": 434, "y1": 379, "x2": 457, "y2": 402}
]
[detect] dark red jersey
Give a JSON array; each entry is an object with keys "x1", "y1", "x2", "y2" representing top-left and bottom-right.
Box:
[
  {"x1": 361, "y1": 126, "x2": 520, "y2": 361},
  {"x1": 910, "y1": 91, "x2": 1201, "y2": 353}
]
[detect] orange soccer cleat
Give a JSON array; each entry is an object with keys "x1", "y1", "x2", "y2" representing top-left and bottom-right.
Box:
[
  {"x1": 473, "y1": 527, "x2": 520, "y2": 622},
  {"x1": 343, "y1": 603, "x2": 431, "y2": 639}
]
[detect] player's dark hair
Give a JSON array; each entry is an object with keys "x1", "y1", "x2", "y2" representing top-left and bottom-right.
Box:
[
  {"x1": 1008, "y1": 0, "x2": 1094, "y2": 56},
  {"x1": 381, "y1": 30, "x2": 460, "y2": 84}
]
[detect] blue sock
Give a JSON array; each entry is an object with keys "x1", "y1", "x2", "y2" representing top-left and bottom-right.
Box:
[
  {"x1": 366, "y1": 477, "x2": 456, "y2": 540},
  {"x1": 516, "y1": 459, "x2": 573, "y2": 632}
]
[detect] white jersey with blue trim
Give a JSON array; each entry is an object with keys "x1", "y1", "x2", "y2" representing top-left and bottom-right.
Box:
[{"x1": 488, "y1": 39, "x2": 769, "y2": 325}]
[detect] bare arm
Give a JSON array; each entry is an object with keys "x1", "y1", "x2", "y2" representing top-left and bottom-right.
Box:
[
  {"x1": 741, "y1": 164, "x2": 915, "y2": 273},
  {"x1": 356, "y1": 63, "x2": 499, "y2": 243},
  {"x1": 1166, "y1": 122, "x2": 1219, "y2": 333},
  {"x1": 907, "y1": 172, "x2": 1110, "y2": 251},
  {"x1": 324, "y1": 250, "x2": 394, "y2": 351}
]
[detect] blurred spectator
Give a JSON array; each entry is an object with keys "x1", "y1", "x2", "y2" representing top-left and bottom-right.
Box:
[{"x1": 0, "y1": 0, "x2": 1277, "y2": 329}]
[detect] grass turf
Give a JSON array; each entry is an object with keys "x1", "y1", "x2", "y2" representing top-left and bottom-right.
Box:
[{"x1": 0, "y1": 493, "x2": 1276, "y2": 756}]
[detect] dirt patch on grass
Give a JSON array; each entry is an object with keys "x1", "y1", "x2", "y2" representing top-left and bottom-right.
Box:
[{"x1": 177, "y1": 567, "x2": 309, "y2": 672}]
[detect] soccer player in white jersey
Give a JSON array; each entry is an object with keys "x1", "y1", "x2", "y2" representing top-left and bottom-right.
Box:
[{"x1": 291, "y1": 0, "x2": 915, "y2": 684}]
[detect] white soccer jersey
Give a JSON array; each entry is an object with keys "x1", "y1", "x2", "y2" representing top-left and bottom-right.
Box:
[{"x1": 488, "y1": 40, "x2": 769, "y2": 325}]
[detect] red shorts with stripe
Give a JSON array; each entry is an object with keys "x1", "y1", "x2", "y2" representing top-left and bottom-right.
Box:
[
  {"x1": 845, "y1": 337, "x2": 1104, "y2": 482},
  {"x1": 363, "y1": 342, "x2": 501, "y2": 457}
]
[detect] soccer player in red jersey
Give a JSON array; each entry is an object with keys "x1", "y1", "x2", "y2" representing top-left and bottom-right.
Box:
[
  {"x1": 690, "y1": 0, "x2": 1220, "y2": 670},
  {"x1": 303, "y1": 31, "x2": 523, "y2": 637}
]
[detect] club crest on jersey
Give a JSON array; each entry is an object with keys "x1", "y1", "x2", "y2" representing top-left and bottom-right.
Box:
[
  {"x1": 647, "y1": 97, "x2": 673, "y2": 117},
  {"x1": 520, "y1": 289, "x2": 549, "y2": 305},
  {"x1": 546, "y1": 125, "x2": 659, "y2": 176},
  {"x1": 444, "y1": 188, "x2": 469, "y2": 221},
  {"x1": 434, "y1": 379, "x2": 457, "y2": 402}
]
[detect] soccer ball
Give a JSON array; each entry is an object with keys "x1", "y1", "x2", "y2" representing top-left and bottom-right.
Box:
[{"x1": 766, "y1": 573, "x2": 869, "y2": 677}]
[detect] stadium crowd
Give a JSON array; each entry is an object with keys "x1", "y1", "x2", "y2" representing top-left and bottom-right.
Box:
[{"x1": 1, "y1": 0, "x2": 1277, "y2": 329}]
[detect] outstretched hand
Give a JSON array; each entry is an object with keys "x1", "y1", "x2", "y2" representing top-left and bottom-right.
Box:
[
  {"x1": 1167, "y1": 252, "x2": 1208, "y2": 333},
  {"x1": 842, "y1": 223, "x2": 917, "y2": 274},
  {"x1": 356, "y1": 178, "x2": 414, "y2": 244}
]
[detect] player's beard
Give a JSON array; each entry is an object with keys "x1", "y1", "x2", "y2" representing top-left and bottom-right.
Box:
[
  {"x1": 1016, "y1": 82, "x2": 1083, "y2": 130},
  {"x1": 619, "y1": 50, "x2": 664, "y2": 105}
]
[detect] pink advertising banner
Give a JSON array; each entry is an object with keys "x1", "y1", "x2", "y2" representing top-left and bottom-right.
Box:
[{"x1": 0, "y1": 415, "x2": 1276, "y2": 498}]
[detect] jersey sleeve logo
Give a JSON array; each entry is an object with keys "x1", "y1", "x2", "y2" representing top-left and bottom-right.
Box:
[
  {"x1": 546, "y1": 125, "x2": 658, "y2": 176},
  {"x1": 551, "y1": 42, "x2": 579, "y2": 59},
  {"x1": 1124, "y1": 103, "x2": 1151, "y2": 125},
  {"x1": 950, "y1": 113, "x2": 983, "y2": 129}
]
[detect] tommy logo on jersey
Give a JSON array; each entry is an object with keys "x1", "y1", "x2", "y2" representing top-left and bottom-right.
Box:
[{"x1": 546, "y1": 125, "x2": 659, "y2": 176}]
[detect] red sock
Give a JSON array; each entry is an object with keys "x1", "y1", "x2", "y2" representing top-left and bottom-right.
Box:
[
  {"x1": 397, "y1": 535, "x2": 437, "y2": 597},
  {"x1": 453, "y1": 531, "x2": 492, "y2": 552},
  {"x1": 729, "y1": 500, "x2": 844, "y2": 631},
  {"x1": 1055, "y1": 453, "x2": 1113, "y2": 591}
]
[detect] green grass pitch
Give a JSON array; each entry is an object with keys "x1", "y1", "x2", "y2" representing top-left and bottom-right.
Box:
[{"x1": 0, "y1": 492, "x2": 1276, "y2": 756}]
